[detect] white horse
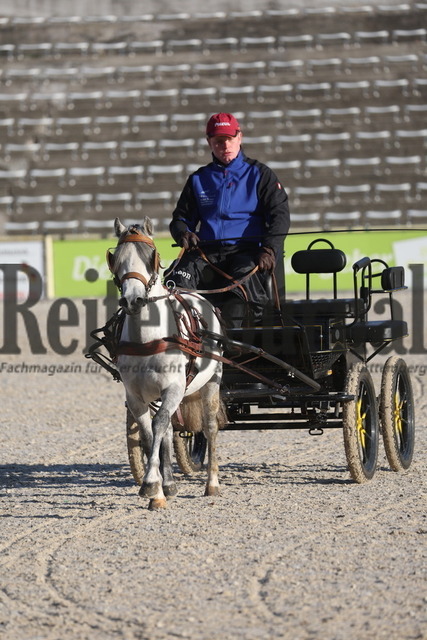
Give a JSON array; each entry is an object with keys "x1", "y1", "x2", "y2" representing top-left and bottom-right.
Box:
[{"x1": 110, "y1": 217, "x2": 224, "y2": 509}]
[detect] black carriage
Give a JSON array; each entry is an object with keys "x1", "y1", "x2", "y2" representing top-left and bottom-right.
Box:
[
  {"x1": 87, "y1": 235, "x2": 415, "y2": 485},
  {"x1": 179, "y1": 238, "x2": 415, "y2": 483}
]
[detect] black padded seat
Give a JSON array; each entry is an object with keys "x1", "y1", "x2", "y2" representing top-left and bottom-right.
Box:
[
  {"x1": 286, "y1": 298, "x2": 364, "y2": 319},
  {"x1": 288, "y1": 246, "x2": 357, "y2": 317},
  {"x1": 349, "y1": 320, "x2": 408, "y2": 345}
]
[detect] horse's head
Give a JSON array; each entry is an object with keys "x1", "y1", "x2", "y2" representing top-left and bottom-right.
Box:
[{"x1": 109, "y1": 217, "x2": 160, "y2": 314}]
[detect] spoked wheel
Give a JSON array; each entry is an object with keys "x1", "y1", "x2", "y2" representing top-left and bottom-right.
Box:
[
  {"x1": 380, "y1": 356, "x2": 415, "y2": 471},
  {"x1": 343, "y1": 363, "x2": 379, "y2": 483},
  {"x1": 126, "y1": 407, "x2": 146, "y2": 486},
  {"x1": 173, "y1": 431, "x2": 207, "y2": 475}
]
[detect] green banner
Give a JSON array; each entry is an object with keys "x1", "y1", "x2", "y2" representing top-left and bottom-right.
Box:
[
  {"x1": 284, "y1": 230, "x2": 427, "y2": 292},
  {"x1": 51, "y1": 237, "x2": 180, "y2": 298},
  {"x1": 52, "y1": 230, "x2": 427, "y2": 298}
]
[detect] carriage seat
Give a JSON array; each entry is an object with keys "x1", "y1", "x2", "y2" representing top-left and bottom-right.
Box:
[
  {"x1": 287, "y1": 245, "x2": 365, "y2": 319},
  {"x1": 348, "y1": 319, "x2": 408, "y2": 345},
  {"x1": 286, "y1": 297, "x2": 365, "y2": 319}
]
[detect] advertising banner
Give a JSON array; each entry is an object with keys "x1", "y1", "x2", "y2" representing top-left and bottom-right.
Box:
[
  {"x1": 51, "y1": 230, "x2": 427, "y2": 298},
  {"x1": 51, "y1": 237, "x2": 179, "y2": 298},
  {"x1": 0, "y1": 232, "x2": 424, "y2": 356},
  {"x1": 285, "y1": 230, "x2": 427, "y2": 292},
  {"x1": 0, "y1": 240, "x2": 45, "y2": 300}
]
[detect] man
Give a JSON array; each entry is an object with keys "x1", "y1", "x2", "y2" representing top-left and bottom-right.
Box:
[{"x1": 166, "y1": 112, "x2": 290, "y2": 327}]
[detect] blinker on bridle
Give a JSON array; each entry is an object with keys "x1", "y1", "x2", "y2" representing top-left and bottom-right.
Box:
[{"x1": 107, "y1": 225, "x2": 161, "y2": 293}]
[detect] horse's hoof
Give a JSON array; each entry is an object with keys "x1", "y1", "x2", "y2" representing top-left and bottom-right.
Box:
[
  {"x1": 163, "y1": 483, "x2": 178, "y2": 498},
  {"x1": 139, "y1": 482, "x2": 161, "y2": 498},
  {"x1": 148, "y1": 498, "x2": 167, "y2": 510},
  {"x1": 204, "y1": 485, "x2": 220, "y2": 497}
]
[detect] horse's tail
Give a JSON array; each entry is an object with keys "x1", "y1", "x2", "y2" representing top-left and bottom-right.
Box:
[{"x1": 172, "y1": 391, "x2": 227, "y2": 433}]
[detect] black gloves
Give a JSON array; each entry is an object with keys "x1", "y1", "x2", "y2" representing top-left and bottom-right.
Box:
[
  {"x1": 258, "y1": 247, "x2": 275, "y2": 272},
  {"x1": 179, "y1": 231, "x2": 200, "y2": 249},
  {"x1": 178, "y1": 233, "x2": 274, "y2": 271}
]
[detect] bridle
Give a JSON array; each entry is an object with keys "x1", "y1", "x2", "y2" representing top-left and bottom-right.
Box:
[{"x1": 107, "y1": 225, "x2": 161, "y2": 295}]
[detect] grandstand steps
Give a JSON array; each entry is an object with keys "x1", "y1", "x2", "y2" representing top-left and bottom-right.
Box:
[{"x1": 0, "y1": 5, "x2": 426, "y2": 233}]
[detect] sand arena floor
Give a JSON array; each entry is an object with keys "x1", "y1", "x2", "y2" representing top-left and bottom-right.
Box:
[{"x1": 0, "y1": 295, "x2": 425, "y2": 640}]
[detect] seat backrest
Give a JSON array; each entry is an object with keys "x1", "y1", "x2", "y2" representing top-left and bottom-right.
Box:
[
  {"x1": 290, "y1": 239, "x2": 347, "y2": 299},
  {"x1": 291, "y1": 248, "x2": 347, "y2": 274}
]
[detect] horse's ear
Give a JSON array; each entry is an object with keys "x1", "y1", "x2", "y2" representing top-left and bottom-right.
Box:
[
  {"x1": 142, "y1": 216, "x2": 154, "y2": 237},
  {"x1": 114, "y1": 218, "x2": 126, "y2": 238}
]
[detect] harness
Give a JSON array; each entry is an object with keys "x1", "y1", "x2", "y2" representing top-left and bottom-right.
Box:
[
  {"x1": 116, "y1": 292, "x2": 208, "y2": 388},
  {"x1": 86, "y1": 226, "x2": 293, "y2": 398},
  {"x1": 106, "y1": 224, "x2": 161, "y2": 293},
  {"x1": 102, "y1": 225, "x2": 218, "y2": 388}
]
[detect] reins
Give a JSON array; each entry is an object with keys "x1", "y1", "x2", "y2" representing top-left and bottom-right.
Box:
[
  {"x1": 89, "y1": 227, "x2": 285, "y2": 393},
  {"x1": 173, "y1": 246, "x2": 282, "y2": 312},
  {"x1": 193, "y1": 247, "x2": 253, "y2": 301}
]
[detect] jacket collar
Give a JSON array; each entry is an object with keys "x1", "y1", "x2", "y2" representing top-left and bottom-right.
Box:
[{"x1": 211, "y1": 150, "x2": 246, "y2": 171}]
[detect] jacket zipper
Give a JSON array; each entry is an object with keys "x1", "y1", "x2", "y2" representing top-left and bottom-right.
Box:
[{"x1": 218, "y1": 168, "x2": 228, "y2": 243}]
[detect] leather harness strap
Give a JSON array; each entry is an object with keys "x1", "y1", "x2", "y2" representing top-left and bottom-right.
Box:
[
  {"x1": 118, "y1": 232, "x2": 155, "y2": 247},
  {"x1": 116, "y1": 332, "x2": 286, "y2": 393},
  {"x1": 110, "y1": 229, "x2": 284, "y2": 392},
  {"x1": 119, "y1": 270, "x2": 153, "y2": 288},
  {"x1": 118, "y1": 231, "x2": 161, "y2": 275},
  {"x1": 108, "y1": 226, "x2": 161, "y2": 289},
  {"x1": 116, "y1": 338, "x2": 178, "y2": 357},
  {"x1": 115, "y1": 291, "x2": 204, "y2": 389},
  {"x1": 171, "y1": 293, "x2": 204, "y2": 386}
]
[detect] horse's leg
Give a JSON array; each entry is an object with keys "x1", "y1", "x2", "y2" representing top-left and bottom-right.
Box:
[
  {"x1": 135, "y1": 405, "x2": 153, "y2": 456},
  {"x1": 160, "y1": 426, "x2": 178, "y2": 499},
  {"x1": 140, "y1": 407, "x2": 167, "y2": 508},
  {"x1": 126, "y1": 398, "x2": 153, "y2": 455},
  {"x1": 140, "y1": 383, "x2": 183, "y2": 509},
  {"x1": 200, "y1": 377, "x2": 222, "y2": 497},
  {"x1": 126, "y1": 398, "x2": 167, "y2": 509}
]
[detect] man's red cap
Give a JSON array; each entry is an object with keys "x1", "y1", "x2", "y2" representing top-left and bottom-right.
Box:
[{"x1": 206, "y1": 113, "x2": 241, "y2": 138}]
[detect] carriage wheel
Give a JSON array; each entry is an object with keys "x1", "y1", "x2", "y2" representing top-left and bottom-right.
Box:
[
  {"x1": 380, "y1": 357, "x2": 415, "y2": 471},
  {"x1": 343, "y1": 363, "x2": 379, "y2": 483},
  {"x1": 126, "y1": 408, "x2": 146, "y2": 486},
  {"x1": 173, "y1": 431, "x2": 207, "y2": 475}
]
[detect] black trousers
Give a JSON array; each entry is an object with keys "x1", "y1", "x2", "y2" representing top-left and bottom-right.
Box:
[{"x1": 164, "y1": 245, "x2": 269, "y2": 327}]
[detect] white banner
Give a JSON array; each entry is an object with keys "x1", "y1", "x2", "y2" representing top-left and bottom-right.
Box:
[{"x1": 0, "y1": 241, "x2": 45, "y2": 300}]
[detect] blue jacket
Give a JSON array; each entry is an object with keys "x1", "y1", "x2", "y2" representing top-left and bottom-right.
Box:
[{"x1": 170, "y1": 151, "x2": 290, "y2": 256}]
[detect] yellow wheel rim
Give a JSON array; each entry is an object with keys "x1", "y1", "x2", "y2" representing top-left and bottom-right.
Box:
[
  {"x1": 356, "y1": 397, "x2": 367, "y2": 450},
  {"x1": 393, "y1": 390, "x2": 404, "y2": 436}
]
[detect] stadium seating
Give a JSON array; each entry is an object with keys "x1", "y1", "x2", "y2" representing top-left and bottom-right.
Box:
[{"x1": 0, "y1": 3, "x2": 426, "y2": 234}]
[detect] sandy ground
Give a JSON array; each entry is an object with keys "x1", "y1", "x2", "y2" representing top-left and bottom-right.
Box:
[{"x1": 0, "y1": 296, "x2": 426, "y2": 640}]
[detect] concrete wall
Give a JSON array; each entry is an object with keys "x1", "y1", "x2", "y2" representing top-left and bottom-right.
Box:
[{"x1": 1, "y1": 0, "x2": 406, "y2": 18}]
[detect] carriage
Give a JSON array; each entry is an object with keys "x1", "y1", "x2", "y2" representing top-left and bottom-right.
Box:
[
  {"x1": 87, "y1": 220, "x2": 415, "y2": 505},
  {"x1": 172, "y1": 236, "x2": 415, "y2": 484}
]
